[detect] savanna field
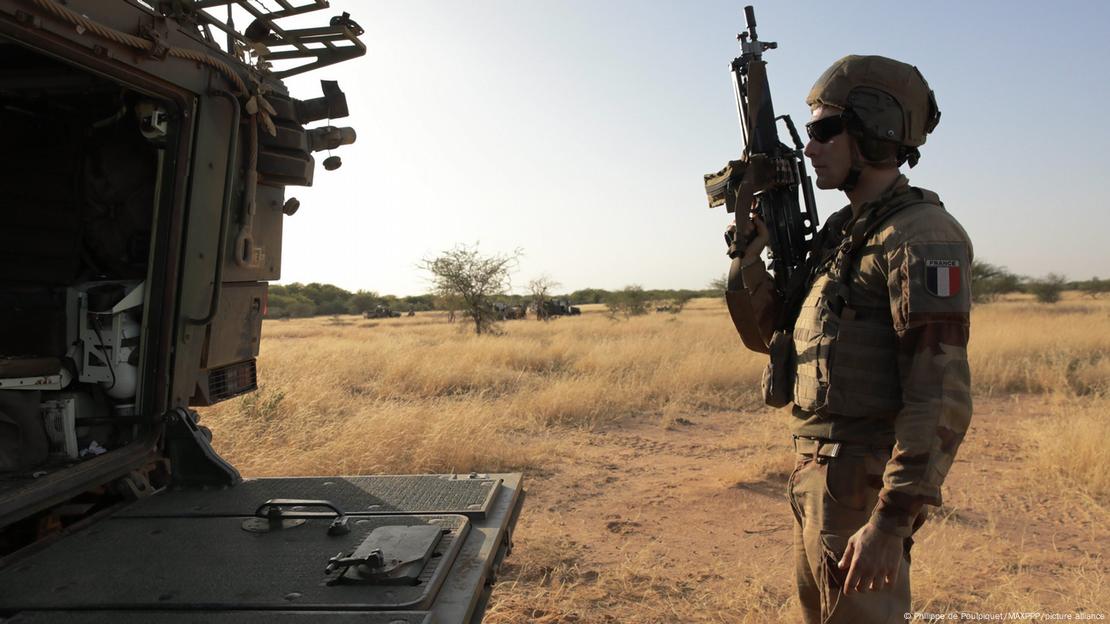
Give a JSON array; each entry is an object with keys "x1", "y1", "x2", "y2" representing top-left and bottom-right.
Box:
[{"x1": 201, "y1": 296, "x2": 1110, "y2": 623}]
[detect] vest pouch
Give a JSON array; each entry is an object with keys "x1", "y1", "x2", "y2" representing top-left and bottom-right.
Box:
[
  {"x1": 825, "y1": 316, "x2": 903, "y2": 418},
  {"x1": 791, "y1": 274, "x2": 839, "y2": 412},
  {"x1": 792, "y1": 320, "x2": 834, "y2": 412},
  {"x1": 761, "y1": 330, "x2": 796, "y2": 408}
]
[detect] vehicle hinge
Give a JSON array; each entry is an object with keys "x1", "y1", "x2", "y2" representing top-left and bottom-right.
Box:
[{"x1": 163, "y1": 407, "x2": 241, "y2": 487}]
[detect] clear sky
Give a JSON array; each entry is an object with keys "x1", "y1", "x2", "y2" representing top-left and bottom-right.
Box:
[{"x1": 270, "y1": 0, "x2": 1110, "y2": 296}]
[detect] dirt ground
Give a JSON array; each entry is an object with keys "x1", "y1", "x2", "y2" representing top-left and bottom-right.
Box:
[
  {"x1": 484, "y1": 397, "x2": 1110, "y2": 623},
  {"x1": 203, "y1": 303, "x2": 1110, "y2": 622}
]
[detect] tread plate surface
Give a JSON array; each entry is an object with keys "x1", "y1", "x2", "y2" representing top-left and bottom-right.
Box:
[{"x1": 117, "y1": 475, "x2": 500, "y2": 519}]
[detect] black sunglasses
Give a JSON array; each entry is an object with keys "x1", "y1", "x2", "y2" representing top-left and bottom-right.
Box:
[{"x1": 805, "y1": 115, "x2": 846, "y2": 143}]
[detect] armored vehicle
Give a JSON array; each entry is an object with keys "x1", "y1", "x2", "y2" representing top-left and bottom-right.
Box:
[
  {"x1": 491, "y1": 302, "x2": 524, "y2": 321},
  {"x1": 0, "y1": 2, "x2": 523, "y2": 621},
  {"x1": 534, "y1": 300, "x2": 580, "y2": 319},
  {"x1": 364, "y1": 306, "x2": 401, "y2": 319}
]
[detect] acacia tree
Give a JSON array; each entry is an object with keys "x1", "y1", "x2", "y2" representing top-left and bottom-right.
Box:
[
  {"x1": 971, "y1": 259, "x2": 1020, "y2": 304},
  {"x1": 422, "y1": 244, "x2": 520, "y2": 335},
  {"x1": 708, "y1": 274, "x2": 728, "y2": 294},
  {"x1": 528, "y1": 275, "x2": 561, "y2": 321}
]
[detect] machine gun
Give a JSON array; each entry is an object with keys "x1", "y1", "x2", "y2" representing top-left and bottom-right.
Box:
[{"x1": 704, "y1": 6, "x2": 819, "y2": 300}]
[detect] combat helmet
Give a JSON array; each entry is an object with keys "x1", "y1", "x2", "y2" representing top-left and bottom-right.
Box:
[{"x1": 807, "y1": 55, "x2": 940, "y2": 169}]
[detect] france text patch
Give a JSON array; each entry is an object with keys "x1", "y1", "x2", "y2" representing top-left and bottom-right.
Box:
[
  {"x1": 925, "y1": 259, "x2": 961, "y2": 297},
  {"x1": 899, "y1": 241, "x2": 971, "y2": 330}
]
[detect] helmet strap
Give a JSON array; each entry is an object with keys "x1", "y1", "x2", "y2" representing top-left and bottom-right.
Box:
[
  {"x1": 838, "y1": 166, "x2": 862, "y2": 192},
  {"x1": 838, "y1": 137, "x2": 865, "y2": 192}
]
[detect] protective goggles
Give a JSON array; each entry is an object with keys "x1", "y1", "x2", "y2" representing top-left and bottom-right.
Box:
[{"x1": 805, "y1": 115, "x2": 846, "y2": 143}]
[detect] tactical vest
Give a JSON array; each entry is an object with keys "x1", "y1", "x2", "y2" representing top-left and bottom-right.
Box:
[{"x1": 789, "y1": 188, "x2": 943, "y2": 419}]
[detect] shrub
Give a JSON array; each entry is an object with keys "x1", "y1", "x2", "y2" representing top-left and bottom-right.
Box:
[
  {"x1": 1027, "y1": 273, "x2": 1067, "y2": 304},
  {"x1": 606, "y1": 285, "x2": 650, "y2": 318},
  {"x1": 971, "y1": 259, "x2": 1021, "y2": 303},
  {"x1": 1078, "y1": 278, "x2": 1110, "y2": 299}
]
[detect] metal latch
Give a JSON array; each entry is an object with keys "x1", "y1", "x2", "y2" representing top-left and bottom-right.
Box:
[
  {"x1": 324, "y1": 524, "x2": 447, "y2": 586},
  {"x1": 325, "y1": 549, "x2": 384, "y2": 575},
  {"x1": 241, "y1": 499, "x2": 349, "y2": 535}
]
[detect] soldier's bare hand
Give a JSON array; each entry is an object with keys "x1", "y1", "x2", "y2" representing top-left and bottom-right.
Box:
[
  {"x1": 742, "y1": 212, "x2": 770, "y2": 263},
  {"x1": 838, "y1": 523, "x2": 903, "y2": 594}
]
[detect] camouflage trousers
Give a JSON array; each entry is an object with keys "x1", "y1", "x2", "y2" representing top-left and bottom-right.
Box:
[{"x1": 788, "y1": 442, "x2": 920, "y2": 624}]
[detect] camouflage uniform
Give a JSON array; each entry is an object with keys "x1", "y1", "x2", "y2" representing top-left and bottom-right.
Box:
[{"x1": 731, "y1": 175, "x2": 972, "y2": 623}]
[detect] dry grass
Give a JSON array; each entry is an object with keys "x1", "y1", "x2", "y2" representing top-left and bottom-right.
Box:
[
  {"x1": 205, "y1": 294, "x2": 1110, "y2": 476},
  {"x1": 1026, "y1": 398, "x2": 1110, "y2": 502},
  {"x1": 201, "y1": 294, "x2": 1110, "y2": 622},
  {"x1": 202, "y1": 299, "x2": 765, "y2": 475},
  {"x1": 969, "y1": 295, "x2": 1110, "y2": 396}
]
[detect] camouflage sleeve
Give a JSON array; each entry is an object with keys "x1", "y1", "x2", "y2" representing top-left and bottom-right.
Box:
[
  {"x1": 724, "y1": 256, "x2": 781, "y2": 353},
  {"x1": 870, "y1": 227, "x2": 973, "y2": 538}
]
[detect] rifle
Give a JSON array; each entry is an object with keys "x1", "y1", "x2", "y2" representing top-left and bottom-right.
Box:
[{"x1": 704, "y1": 6, "x2": 819, "y2": 304}]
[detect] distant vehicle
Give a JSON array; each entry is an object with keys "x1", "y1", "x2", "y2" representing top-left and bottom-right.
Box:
[
  {"x1": 364, "y1": 305, "x2": 402, "y2": 319},
  {"x1": 534, "y1": 299, "x2": 581, "y2": 318},
  {"x1": 0, "y1": 2, "x2": 522, "y2": 621},
  {"x1": 493, "y1": 302, "x2": 526, "y2": 320}
]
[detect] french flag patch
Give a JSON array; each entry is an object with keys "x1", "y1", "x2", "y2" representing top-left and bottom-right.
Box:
[{"x1": 926, "y1": 259, "x2": 961, "y2": 297}]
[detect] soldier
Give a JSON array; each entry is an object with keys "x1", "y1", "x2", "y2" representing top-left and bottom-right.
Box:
[{"x1": 728, "y1": 56, "x2": 972, "y2": 622}]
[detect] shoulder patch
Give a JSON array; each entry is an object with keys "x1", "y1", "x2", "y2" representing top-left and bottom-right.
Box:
[
  {"x1": 925, "y1": 259, "x2": 961, "y2": 297},
  {"x1": 901, "y1": 242, "x2": 971, "y2": 328}
]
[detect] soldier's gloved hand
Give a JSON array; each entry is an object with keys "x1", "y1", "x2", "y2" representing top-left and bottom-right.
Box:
[{"x1": 838, "y1": 523, "x2": 904, "y2": 594}]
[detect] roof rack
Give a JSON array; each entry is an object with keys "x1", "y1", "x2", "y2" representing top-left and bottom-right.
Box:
[{"x1": 184, "y1": 0, "x2": 365, "y2": 78}]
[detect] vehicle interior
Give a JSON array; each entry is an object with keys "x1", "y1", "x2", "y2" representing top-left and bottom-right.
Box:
[{"x1": 0, "y1": 41, "x2": 172, "y2": 555}]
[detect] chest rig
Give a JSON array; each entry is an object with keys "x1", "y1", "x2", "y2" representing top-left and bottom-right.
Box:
[{"x1": 763, "y1": 185, "x2": 942, "y2": 419}]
